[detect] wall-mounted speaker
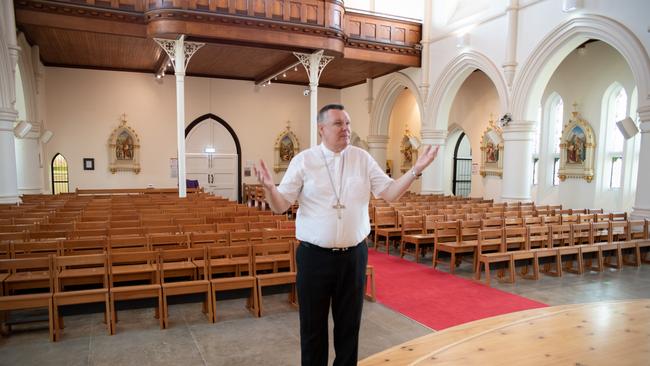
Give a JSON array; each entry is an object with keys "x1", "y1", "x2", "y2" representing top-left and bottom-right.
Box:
[
  {"x1": 14, "y1": 120, "x2": 33, "y2": 138},
  {"x1": 616, "y1": 116, "x2": 639, "y2": 140},
  {"x1": 40, "y1": 130, "x2": 53, "y2": 144}
]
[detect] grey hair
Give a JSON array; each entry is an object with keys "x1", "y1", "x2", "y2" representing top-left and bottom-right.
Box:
[{"x1": 317, "y1": 104, "x2": 345, "y2": 124}]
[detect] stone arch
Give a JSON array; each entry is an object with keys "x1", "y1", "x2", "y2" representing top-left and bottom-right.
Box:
[
  {"x1": 511, "y1": 14, "x2": 650, "y2": 122},
  {"x1": 370, "y1": 72, "x2": 423, "y2": 136},
  {"x1": 427, "y1": 51, "x2": 509, "y2": 131}
]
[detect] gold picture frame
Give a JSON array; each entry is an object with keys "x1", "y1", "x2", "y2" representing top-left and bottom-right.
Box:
[
  {"x1": 400, "y1": 129, "x2": 418, "y2": 173},
  {"x1": 108, "y1": 114, "x2": 141, "y2": 174},
  {"x1": 558, "y1": 109, "x2": 595, "y2": 183},
  {"x1": 273, "y1": 121, "x2": 300, "y2": 173},
  {"x1": 479, "y1": 118, "x2": 503, "y2": 177}
]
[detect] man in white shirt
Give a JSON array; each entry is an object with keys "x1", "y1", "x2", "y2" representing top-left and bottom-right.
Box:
[{"x1": 255, "y1": 104, "x2": 439, "y2": 366}]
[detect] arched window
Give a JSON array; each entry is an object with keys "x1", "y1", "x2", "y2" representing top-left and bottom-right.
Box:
[
  {"x1": 51, "y1": 154, "x2": 69, "y2": 194},
  {"x1": 603, "y1": 83, "x2": 627, "y2": 188},
  {"x1": 545, "y1": 93, "x2": 564, "y2": 186}
]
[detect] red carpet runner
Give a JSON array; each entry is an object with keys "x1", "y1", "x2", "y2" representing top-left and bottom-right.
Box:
[{"x1": 368, "y1": 250, "x2": 547, "y2": 330}]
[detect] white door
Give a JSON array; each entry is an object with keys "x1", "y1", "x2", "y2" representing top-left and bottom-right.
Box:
[{"x1": 186, "y1": 118, "x2": 238, "y2": 201}]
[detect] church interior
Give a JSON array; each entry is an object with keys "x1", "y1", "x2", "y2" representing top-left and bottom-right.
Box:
[{"x1": 1, "y1": 0, "x2": 650, "y2": 364}]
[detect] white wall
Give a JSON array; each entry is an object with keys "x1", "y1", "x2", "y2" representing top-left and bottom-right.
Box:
[
  {"x1": 43, "y1": 68, "x2": 340, "y2": 192},
  {"x1": 445, "y1": 71, "x2": 500, "y2": 199},
  {"x1": 538, "y1": 41, "x2": 635, "y2": 210}
]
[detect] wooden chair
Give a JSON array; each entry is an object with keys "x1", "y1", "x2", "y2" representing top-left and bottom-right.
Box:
[
  {"x1": 628, "y1": 219, "x2": 649, "y2": 264},
  {"x1": 159, "y1": 247, "x2": 212, "y2": 328},
  {"x1": 400, "y1": 214, "x2": 445, "y2": 263},
  {"x1": 208, "y1": 245, "x2": 259, "y2": 322},
  {"x1": 0, "y1": 256, "x2": 54, "y2": 341},
  {"x1": 12, "y1": 240, "x2": 60, "y2": 259},
  {"x1": 108, "y1": 250, "x2": 162, "y2": 334},
  {"x1": 253, "y1": 241, "x2": 297, "y2": 317},
  {"x1": 147, "y1": 233, "x2": 190, "y2": 251},
  {"x1": 181, "y1": 223, "x2": 216, "y2": 233},
  {"x1": 52, "y1": 253, "x2": 111, "y2": 340},
  {"x1": 373, "y1": 209, "x2": 401, "y2": 253},
  {"x1": 397, "y1": 214, "x2": 425, "y2": 259},
  {"x1": 60, "y1": 237, "x2": 107, "y2": 255},
  {"x1": 572, "y1": 223, "x2": 602, "y2": 273},
  {"x1": 530, "y1": 225, "x2": 561, "y2": 277},
  {"x1": 109, "y1": 227, "x2": 143, "y2": 237},
  {"x1": 229, "y1": 231, "x2": 264, "y2": 245},
  {"x1": 431, "y1": 220, "x2": 463, "y2": 273},
  {"x1": 599, "y1": 221, "x2": 625, "y2": 269},
  {"x1": 190, "y1": 232, "x2": 229, "y2": 248},
  {"x1": 474, "y1": 228, "x2": 511, "y2": 285},
  {"x1": 557, "y1": 224, "x2": 583, "y2": 275},
  {"x1": 108, "y1": 235, "x2": 148, "y2": 253}
]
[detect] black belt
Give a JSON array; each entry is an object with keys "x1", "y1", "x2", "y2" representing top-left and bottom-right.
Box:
[{"x1": 300, "y1": 241, "x2": 358, "y2": 253}]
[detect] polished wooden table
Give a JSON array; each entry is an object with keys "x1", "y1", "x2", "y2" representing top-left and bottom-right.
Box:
[{"x1": 359, "y1": 299, "x2": 650, "y2": 365}]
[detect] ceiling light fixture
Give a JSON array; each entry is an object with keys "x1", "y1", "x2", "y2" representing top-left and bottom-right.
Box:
[{"x1": 256, "y1": 60, "x2": 302, "y2": 87}]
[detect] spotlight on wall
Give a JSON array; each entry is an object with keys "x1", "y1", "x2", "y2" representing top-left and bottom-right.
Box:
[
  {"x1": 616, "y1": 116, "x2": 639, "y2": 140},
  {"x1": 562, "y1": 0, "x2": 583, "y2": 12},
  {"x1": 14, "y1": 120, "x2": 33, "y2": 138},
  {"x1": 40, "y1": 130, "x2": 54, "y2": 144}
]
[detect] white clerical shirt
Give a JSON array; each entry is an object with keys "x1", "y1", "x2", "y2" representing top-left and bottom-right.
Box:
[{"x1": 277, "y1": 144, "x2": 393, "y2": 248}]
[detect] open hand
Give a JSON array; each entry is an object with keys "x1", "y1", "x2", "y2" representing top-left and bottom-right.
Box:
[
  {"x1": 253, "y1": 160, "x2": 275, "y2": 190},
  {"x1": 413, "y1": 145, "x2": 440, "y2": 174}
]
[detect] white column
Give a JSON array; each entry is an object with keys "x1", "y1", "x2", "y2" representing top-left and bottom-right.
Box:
[
  {"x1": 0, "y1": 1, "x2": 20, "y2": 204},
  {"x1": 294, "y1": 50, "x2": 334, "y2": 147},
  {"x1": 367, "y1": 135, "x2": 389, "y2": 172},
  {"x1": 502, "y1": 0, "x2": 519, "y2": 88},
  {"x1": 15, "y1": 121, "x2": 42, "y2": 194},
  {"x1": 501, "y1": 120, "x2": 535, "y2": 202},
  {"x1": 0, "y1": 108, "x2": 20, "y2": 203},
  {"x1": 631, "y1": 106, "x2": 650, "y2": 219},
  {"x1": 155, "y1": 36, "x2": 204, "y2": 198},
  {"x1": 420, "y1": 128, "x2": 446, "y2": 194}
]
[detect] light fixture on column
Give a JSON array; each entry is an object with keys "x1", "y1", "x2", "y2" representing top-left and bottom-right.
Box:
[
  {"x1": 616, "y1": 116, "x2": 639, "y2": 139},
  {"x1": 40, "y1": 130, "x2": 53, "y2": 144},
  {"x1": 456, "y1": 33, "x2": 470, "y2": 48},
  {"x1": 14, "y1": 120, "x2": 33, "y2": 138},
  {"x1": 562, "y1": 0, "x2": 582, "y2": 12}
]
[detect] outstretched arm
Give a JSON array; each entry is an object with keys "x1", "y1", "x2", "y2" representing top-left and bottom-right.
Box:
[
  {"x1": 253, "y1": 160, "x2": 293, "y2": 214},
  {"x1": 379, "y1": 145, "x2": 439, "y2": 202}
]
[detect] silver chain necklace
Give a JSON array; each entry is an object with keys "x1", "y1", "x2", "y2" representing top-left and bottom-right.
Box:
[{"x1": 320, "y1": 148, "x2": 346, "y2": 219}]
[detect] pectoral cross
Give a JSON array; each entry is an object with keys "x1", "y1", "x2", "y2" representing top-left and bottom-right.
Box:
[{"x1": 333, "y1": 200, "x2": 346, "y2": 219}]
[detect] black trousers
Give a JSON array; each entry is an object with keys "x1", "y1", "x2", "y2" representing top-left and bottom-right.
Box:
[{"x1": 296, "y1": 241, "x2": 368, "y2": 366}]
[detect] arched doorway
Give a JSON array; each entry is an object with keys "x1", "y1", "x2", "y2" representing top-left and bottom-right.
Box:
[
  {"x1": 51, "y1": 153, "x2": 69, "y2": 194},
  {"x1": 185, "y1": 114, "x2": 241, "y2": 202},
  {"x1": 452, "y1": 133, "x2": 472, "y2": 196}
]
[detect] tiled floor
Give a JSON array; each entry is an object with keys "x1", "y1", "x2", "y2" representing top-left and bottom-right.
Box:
[{"x1": 1, "y1": 246, "x2": 649, "y2": 366}]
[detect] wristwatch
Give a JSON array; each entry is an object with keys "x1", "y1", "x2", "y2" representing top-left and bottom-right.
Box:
[{"x1": 410, "y1": 169, "x2": 422, "y2": 179}]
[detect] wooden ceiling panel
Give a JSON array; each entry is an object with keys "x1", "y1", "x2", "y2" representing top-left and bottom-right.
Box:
[
  {"x1": 19, "y1": 25, "x2": 161, "y2": 71},
  {"x1": 187, "y1": 43, "x2": 296, "y2": 81}
]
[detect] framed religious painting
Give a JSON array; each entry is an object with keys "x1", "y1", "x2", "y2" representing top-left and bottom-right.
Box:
[
  {"x1": 558, "y1": 110, "x2": 595, "y2": 182},
  {"x1": 479, "y1": 119, "x2": 504, "y2": 177},
  {"x1": 273, "y1": 121, "x2": 300, "y2": 173},
  {"x1": 108, "y1": 114, "x2": 141, "y2": 174},
  {"x1": 400, "y1": 129, "x2": 419, "y2": 173}
]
